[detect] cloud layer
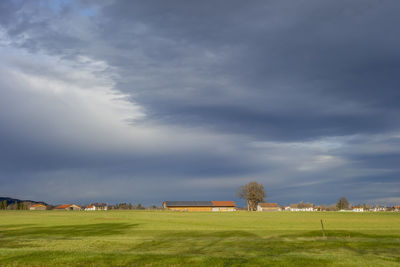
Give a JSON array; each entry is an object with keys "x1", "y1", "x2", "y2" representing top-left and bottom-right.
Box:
[{"x1": 0, "y1": 0, "x2": 399, "y2": 206}]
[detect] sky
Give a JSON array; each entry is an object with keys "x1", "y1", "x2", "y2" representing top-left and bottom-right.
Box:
[{"x1": 0, "y1": 0, "x2": 399, "y2": 206}]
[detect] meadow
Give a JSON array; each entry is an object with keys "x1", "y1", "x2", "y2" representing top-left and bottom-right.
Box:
[{"x1": 0, "y1": 210, "x2": 399, "y2": 266}]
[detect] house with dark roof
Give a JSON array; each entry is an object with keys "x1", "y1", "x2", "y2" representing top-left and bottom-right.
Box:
[
  {"x1": 163, "y1": 201, "x2": 236, "y2": 211},
  {"x1": 257, "y1": 203, "x2": 281, "y2": 212}
]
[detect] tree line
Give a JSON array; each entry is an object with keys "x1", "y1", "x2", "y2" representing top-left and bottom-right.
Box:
[
  {"x1": 109, "y1": 203, "x2": 156, "y2": 210},
  {"x1": 0, "y1": 200, "x2": 36, "y2": 210}
]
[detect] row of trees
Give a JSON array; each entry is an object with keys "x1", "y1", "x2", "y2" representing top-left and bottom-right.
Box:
[
  {"x1": 0, "y1": 200, "x2": 7, "y2": 210},
  {"x1": 0, "y1": 201, "x2": 32, "y2": 210},
  {"x1": 110, "y1": 203, "x2": 158, "y2": 210},
  {"x1": 0, "y1": 201, "x2": 160, "y2": 210}
]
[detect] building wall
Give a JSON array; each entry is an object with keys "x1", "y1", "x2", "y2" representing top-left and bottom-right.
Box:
[
  {"x1": 289, "y1": 207, "x2": 313, "y2": 211},
  {"x1": 167, "y1": 206, "x2": 212, "y2": 211},
  {"x1": 212, "y1": 207, "x2": 236, "y2": 212},
  {"x1": 258, "y1": 207, "x2": 281, "y2": 212},
  {"x1": 30, "y1": 206, "x2": 46, "y2": 210}
]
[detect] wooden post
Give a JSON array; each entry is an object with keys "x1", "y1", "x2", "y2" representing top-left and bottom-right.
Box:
[{"x1": 320, "y1": 219, "x2": 326, "y2": 239}]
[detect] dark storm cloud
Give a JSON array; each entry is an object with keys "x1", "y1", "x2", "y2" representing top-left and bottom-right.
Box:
[
  {"x1": 0, "y1": 0, "x2": 399, "y2": 205},
  {"x1": 94, "y1": 0, "x2": 400, "y2": 140}
]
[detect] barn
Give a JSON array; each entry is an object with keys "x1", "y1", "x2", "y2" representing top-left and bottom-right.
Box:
[
  {"x1": 211, "y1": 201, "x2": 236, "y2": 211},
  {"x1": 55, "y1": 204, "x2": 82, "y2": 211},
  {"x1": 163, "y1": 201, "x2": 213, "y2": 211},
  {"x1": 163, "y1": 201, "x2": 237, "y2": 211}
]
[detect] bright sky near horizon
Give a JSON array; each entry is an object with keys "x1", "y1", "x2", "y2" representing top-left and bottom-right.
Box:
[{"x1": 0, "y1": 0, "x2": 399, "y2": 206}]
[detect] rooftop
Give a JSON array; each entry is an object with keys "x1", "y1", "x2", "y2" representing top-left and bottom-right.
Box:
[
  {"x1": 164, "y1": 201, "x2": 213, "y2": 207},
  {"x1": 258, "y1": 203, "x2": 279, "y2": 208},
  {"x1": 211, "y1": 201, "x2": 236, "y2": 207}
]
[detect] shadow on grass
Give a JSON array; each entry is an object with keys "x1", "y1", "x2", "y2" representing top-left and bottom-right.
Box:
[
  {"x1": 1, "y1": 249, "x2": 332, "y2": 267},
  {"x1": 0, "y1": 223, "x2": 138, "y2": 249},
  {"x1": 0, "y1": 222, "x2": 137, "y2": 238}
]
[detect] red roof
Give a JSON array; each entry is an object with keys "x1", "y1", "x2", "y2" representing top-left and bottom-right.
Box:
[
  {"x1": 31, "y1": 204, "x2": 46, "y2": 208},
  {"x1": 55, "y1": 204, "x2": 71, "y2": 209},
  {"x1": 258, "y1": 203, "x2": 279, "y2": 208},
  {"x1": 212, "y1": 201, "x2": 236, "y2": 207}
]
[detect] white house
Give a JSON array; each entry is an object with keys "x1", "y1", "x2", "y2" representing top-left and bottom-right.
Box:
[
  {"x1": 288, "y1": 203, "x2": 314, "y2": 211},
  {"x1": 352, "y1": 207, "x2": 364, "y2": 212},
  {"x1": 85, "y1": 204, "x2": 96, "y2": 211},
  {"x1": 85, "y1": 203, "x2": 108, "y2": 211},
  {"x1": 257, "y1": 203, "x2": 281, "y2": 212},
  {"x1": 372, "y1": 206, "x2": 386, "y2": 212}
]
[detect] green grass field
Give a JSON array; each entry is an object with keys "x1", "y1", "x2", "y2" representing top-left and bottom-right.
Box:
[{"x1": 0, "y1": 211, "x2": 399, "y2": 266}]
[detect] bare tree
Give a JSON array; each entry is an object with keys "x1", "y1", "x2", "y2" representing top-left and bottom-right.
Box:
[
  {"x1": 237, "y1": 181, "x2": 266, "y2": 211},
  {"x1": 336, "y1": 197, "x2": 350, "y2": 210},
  {"x1": 326, "y1": 204, "x2": 338, "y2": 211}
]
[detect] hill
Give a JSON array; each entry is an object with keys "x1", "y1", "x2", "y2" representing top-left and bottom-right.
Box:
[{"x1": 0, "y1": 197, "x2": 48, "y2": 205}]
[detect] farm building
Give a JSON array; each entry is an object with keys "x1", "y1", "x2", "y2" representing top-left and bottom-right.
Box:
[
  {"x1": 257, "y1": 203, "x2": 281, "y2": 212},
  {"x1": 163, "y1": 201, "x2": 236, "y2": 211},
  {"x1": 163, "y1": 201, "x2": 213, "y2": 211},
  {"x1": 85, "y1": 203, "x2": 108, "y2": 211},
  {"x1": 85, "y1": 204, "x2": 96, "y2": 211},
  {"x1": 286, "y1": 203, "x2": 314, "y2": 211},
  {"x1": 211, "y1": 201, "x2": 236, "y2": 211},
  {"x1": 29, "y1": 204, "x2": 47, "y2": 210},
  {"x1": 55, "y1": 204, "x2": 82, "y2": 211}
]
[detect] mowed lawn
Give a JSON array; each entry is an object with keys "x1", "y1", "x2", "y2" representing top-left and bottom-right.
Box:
[{"x1": 0, "y1": 211, "x2": 399, "y2": 266}]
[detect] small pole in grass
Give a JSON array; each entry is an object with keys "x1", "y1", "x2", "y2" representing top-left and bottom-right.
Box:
[{"x1": 320, "y1": 219, "x2": 326, "y2": 239}]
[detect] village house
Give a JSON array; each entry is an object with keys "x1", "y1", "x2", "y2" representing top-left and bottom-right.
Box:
[
  {"x1": 287, "y1": 203, "x2": 314, "y2": 211},
  {"x1": 29, "y1": 204, "x2": 47, "y2": 210},
  {"x1": 372, "y1": 206, "x2": 386, "y2": 212},
  {"x1": 313, "y1": 206, "x2": 322, "y2": 211},
  {"x1": 352, "y1": 206, "x2": 364, "y2": 212},
  {"x1": 257, "y1": 203, "x2": 281, "y2": 212},
  {"x1": 163, "y1": 201, "x2": 236, "y2": 211},
  {"x1": 55, "y1": 204, "x2": 82, "y2": 211},
  {"x1": 85, "y1": 203, "x2": 108, "y2": 211},
  {"x1": 85, "y1": 204, "x2": 96, "y2": 211}
]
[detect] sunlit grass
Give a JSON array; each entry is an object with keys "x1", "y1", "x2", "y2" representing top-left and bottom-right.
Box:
[{"x1": 0, "y1": 211, "x2": 399, "y2": 266}]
